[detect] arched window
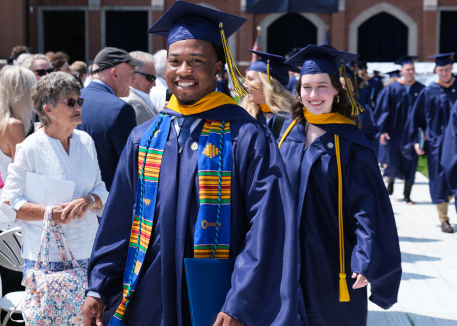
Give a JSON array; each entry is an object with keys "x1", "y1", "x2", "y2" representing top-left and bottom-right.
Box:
[
  {"x1": 357, "y1": 13, "x2": 407, "y2": 62},
  {"x1": 267, "y1": 13, "x2": 317, "y2": 56}
]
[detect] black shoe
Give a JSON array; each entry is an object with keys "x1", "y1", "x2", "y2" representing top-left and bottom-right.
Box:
[
  {"x1": 403, "y1": 197, "x2": 415, "y2": 204},
  {"x1": 387, "y1": 182, "x2": 394, "y2": 195},
  {"x1": 441, "y1": 221, "x2": 454, "y2": 233}
]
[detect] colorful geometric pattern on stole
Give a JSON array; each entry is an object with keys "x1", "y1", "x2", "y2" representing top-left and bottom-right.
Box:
[
  {"x1": 109, "y1": 114, "x2": 172, "y2": 326},
  {"x1": 194, "y1": 120, "x2": 232, "y2": 259}
]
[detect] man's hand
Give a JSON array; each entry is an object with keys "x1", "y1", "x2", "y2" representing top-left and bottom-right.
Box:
[
  {"x1": 162, "y1": 101, "x2": 169, "y2": 110},
  {"x1": 83, "y1": 296, "x2": 105, "y2": 326},
  {"x1": 213, "y1": 312, "x2": 243, "y2": 326},
  {"x1": 379, "y1": 133, "x2": 390, "y2": 145},
  {"x1": 414, "y1": 143, "x2": 425, "y2": 156}
]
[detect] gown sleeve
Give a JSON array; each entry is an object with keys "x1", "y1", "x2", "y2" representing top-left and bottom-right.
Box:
[
  {"x1": 86, "y1": 132, "x2": 137, "y2": 309},
  {"x1": 402, "y1": 89, "x2": 427, "y2": 160},
  {"x1": 221, "y1": 123, "x2": 299, "y2": 325},
  {"x1": 373, "y1": 87, "x2": 391, "y2": 134},
  {"x1": 442, "y1": 102, "x2": 457, "y2": 209},
  {"x1": 346, "y1": 145, "x2": 402, "y2": 310}
]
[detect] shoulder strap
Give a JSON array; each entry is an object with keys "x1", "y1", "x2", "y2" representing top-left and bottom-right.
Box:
[{"x1": 273, "y1": 111, "x2": 287, "y2": 139}]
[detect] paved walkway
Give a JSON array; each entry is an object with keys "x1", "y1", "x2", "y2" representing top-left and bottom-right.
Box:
[{"x1": 368, "y1": 172, "x2": 457, "y2": 325}]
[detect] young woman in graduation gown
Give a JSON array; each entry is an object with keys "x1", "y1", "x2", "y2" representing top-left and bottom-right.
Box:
[
  {"x1": 271, "y1": 45, "x2": 402, "y2": 326},
  {"x1": 241, "y1": 50, "x2": 297, "y2": 124}
]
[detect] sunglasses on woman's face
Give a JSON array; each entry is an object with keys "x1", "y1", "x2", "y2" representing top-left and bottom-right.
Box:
[
  {"x1": 135, "y1": 72, "x2": 157, "y2": 82},
  {"x1": 34, "y1": 68, "x2": 54, "y2": 77},
  {"x1": 56, "y1": 97, "x2": 84, "y2": 108}
]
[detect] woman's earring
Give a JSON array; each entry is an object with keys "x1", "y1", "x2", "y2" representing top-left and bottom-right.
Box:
[
  {"x1": 336, "y1": 95, "x2": 340, "y2": 103},
  {"x1": 215, "y1": 74, "x2": 220, "y2": 79}
]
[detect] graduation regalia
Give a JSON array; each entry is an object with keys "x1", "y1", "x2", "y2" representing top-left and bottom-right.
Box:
[
  {"x1": 375, "y1": 79, "x2": 425, "y2": 183},
  {"x1": 443, "y1": 101, "x2": 457, "y2": 213},
  {"x1": 86, "y1": 2, "x2": 298, "y2": 325},
  {"x1": 402, "y1": 80, "x2": 457, "y2": 204},
  {"x1": 280, "y1": 45, "x2": 401, "y2": 326}
]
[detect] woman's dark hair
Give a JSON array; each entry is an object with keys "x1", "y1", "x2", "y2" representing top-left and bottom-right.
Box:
[
  {"x1": 290, "y1": 74, "x2": 359, "y2": 125},
  {"x1": 211, "y1": 44, "x2": 227, "y2": 67}
]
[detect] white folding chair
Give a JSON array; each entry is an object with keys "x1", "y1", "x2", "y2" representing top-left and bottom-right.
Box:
[{"x1": 0, "y1": 228, "x2": 24, "y2": 325}]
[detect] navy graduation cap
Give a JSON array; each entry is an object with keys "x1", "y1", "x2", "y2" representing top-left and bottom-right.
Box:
[
  {"x1": 285, "y1": 44, "x2": 364, "y2": 115},
  {"x1": 248, "y1": 50, "x2": 300, "y2": 86},
  {"x1": 348, "y1": 59, "x2": 367, "y2": 70},
  {"x1": 428, "y1": 53, "x2": 456, "y2": 66},
  {"x1": 386, "y1": 70, "x2": 401, "y2": 78},
  {"x1": 147, "y1": 0, "x2": 255, "y2": 97},
  {"x1": 395, "y1": 55, "x2": 418, "y2": 66}
]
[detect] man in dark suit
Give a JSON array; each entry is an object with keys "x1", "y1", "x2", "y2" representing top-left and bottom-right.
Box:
[{"x1": 77, "y1": 47, "x2": 144, "y2": 190}]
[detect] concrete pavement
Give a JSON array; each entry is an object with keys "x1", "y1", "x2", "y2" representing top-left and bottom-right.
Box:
[{"x1": 367, "y1": 172, "x2": 457, "y2": 325}]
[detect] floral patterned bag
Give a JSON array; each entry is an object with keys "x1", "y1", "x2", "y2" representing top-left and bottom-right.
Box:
[{"x1": 21, "y1": 207, "x2": 88, "y2": 325}]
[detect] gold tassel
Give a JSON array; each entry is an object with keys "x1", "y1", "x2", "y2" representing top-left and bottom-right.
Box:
[
  {"x1": 335, "y1": 134, "x2": 350, "y2": 302},
  {"x1": 267, "y1": 58, "x2": 272, "y2": 85},
  {"x1": 219, "y1": 22, "x2": 258, "y2": 98},
  {"x1": 339, "y1": 273, "x2": 350, "y2": 302},
  {"x1": 339, "y1": 64, "x2": 364, "y2": 115}
]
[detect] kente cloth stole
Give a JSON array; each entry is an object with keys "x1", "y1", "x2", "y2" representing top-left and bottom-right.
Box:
[
  {"x1": 109, "y1": 113, "x2": 172, "y2": 326},
  {"x1": 109, "y1": 116, "x2": 232, "y2": 326},
  {"x1": 194, "y1": 120, "x2": 232, "y2": 259}
]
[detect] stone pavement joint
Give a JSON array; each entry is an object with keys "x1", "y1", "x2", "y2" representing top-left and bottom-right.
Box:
[{"x1": 367, "y1": 172, "x2": 457, "y2": 325}]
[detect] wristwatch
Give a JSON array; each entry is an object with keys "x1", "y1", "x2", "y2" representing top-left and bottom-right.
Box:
[{"x1": 88, "y1": 194, "x2": 96, "y2": 208}]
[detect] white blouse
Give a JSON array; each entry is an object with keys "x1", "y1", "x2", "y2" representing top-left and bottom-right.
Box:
[{"x1": 0, "y1": 129, "x2": 109, "y2": 261}]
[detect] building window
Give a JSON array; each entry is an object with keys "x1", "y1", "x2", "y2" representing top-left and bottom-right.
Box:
[
  {"x1": 357, "y1": 13, "x2": 407, "y2": 62},
  {"x1": 106, "y1": 11, "x2": 148, "y2": 53},
  {"x1": 440, "y1": 11, "x2": 457, "y2": 53},
  {"x1": 267, "y1": 13, "x2": 317, "y2": 57},
  {"x1": 43, "y1": 11, "x2": 85, "y2": 62}
]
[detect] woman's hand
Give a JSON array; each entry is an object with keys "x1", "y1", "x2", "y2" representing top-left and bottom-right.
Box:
[
  {"x1": 60, "y1": 196, "x2": 93, "y2": 222},
  {"x1": 352, "y1": 272, "x2": 369, "y2": 289}
]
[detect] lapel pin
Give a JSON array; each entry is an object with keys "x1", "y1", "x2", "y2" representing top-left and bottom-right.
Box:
[{"x1": 191, "y1": 142, "x2": 198, "y2": 151}]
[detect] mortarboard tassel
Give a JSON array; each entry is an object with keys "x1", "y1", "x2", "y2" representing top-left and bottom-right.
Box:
[
  {"x1": 267, "y1": 58, "x2": 272, "y2": 85},
  {"x1": 339, "y1": 64, "x2": 364, "y2": 116},
  {"x1": 219, "y1": 22, "x2": 258, "y2": 98},
  {"x1": 335, "y1": 134, "x2": 350, "y2": 302}
]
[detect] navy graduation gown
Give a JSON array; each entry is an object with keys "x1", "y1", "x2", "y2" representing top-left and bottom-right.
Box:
[
  {"x1": 87, "y1": 105, "x2": 299, "y2": 326},
  {"x1": 374, "y1": 81, "x2": 425, "y2": 183},
  {"x1": 442, "y1": 101, "x2": 457, "y2": 212},
  {"x1": 271, "y1": 113, "x2": 401, "y2": 326},
  {"x1": 366, "y1": 76, "x2": 383, "y2": 105},
  {"x1": 402, "y1": 81, "x2": 457, "y2": 203},
  {"x1": 357, "y1": 99, "x2": 377, "y2": 157}
]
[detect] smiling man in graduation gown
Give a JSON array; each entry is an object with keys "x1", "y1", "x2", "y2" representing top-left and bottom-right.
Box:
[
  {"x1": 82, "y1": 2, "x2": 298, "y2": 326},
  {"x1": 374, "y1": 55, "x2": 425, "y2": 203},
  {"x1": 403, "y1": 53, "x2": 456, "y2": 233}
]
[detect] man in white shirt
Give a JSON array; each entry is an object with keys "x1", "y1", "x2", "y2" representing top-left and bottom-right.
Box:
[
  {"x1": 149, "y1": 49, "x2": 168, "y2": 110},
  {"x1": 121, "y1": 51, "x2": 160, "y2": 125}
]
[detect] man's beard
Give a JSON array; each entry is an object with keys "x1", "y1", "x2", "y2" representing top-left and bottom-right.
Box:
[{"x1": 178, "y1": 99, "x2": 197, "y2": 106}]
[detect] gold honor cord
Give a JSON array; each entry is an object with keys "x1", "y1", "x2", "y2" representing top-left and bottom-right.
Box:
[
  {"x1": 340, "y1": 65, "x2": 365, "y2": 116},
  {"x1": 219, "y1": 23, "x2": 258, "y2": 98},
  {"x1": 335, "y1": 134, "x2": 350, "y2": 302},
  {"x1": 278, "y1": 119, "x2": 298, "y2": 149}
]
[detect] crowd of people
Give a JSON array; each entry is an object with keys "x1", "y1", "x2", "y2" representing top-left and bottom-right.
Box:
[{"x1": 0, "y1": 1, "x2": 455, "y2": 325}]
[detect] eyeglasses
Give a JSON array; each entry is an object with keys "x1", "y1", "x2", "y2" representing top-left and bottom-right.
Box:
[
  {"x1": 56, "y1": 97, "x2": 84, "y2": 108},
  {"x1": 34, "y1": 68, "x2": 54, "y2": 77},
  {"x1": 135, "y1": 72, "x2": 157, "y2": 82}
]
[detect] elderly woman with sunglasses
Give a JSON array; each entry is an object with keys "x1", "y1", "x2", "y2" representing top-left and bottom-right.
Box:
[{"x1": 1, "y1": 72, "x2": 109, "y2": 274}]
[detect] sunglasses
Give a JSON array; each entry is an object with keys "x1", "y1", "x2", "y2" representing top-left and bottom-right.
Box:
[
  {"x1": 34, "y1": 68, "x2": 54, "y2": 77},
  {"x1": 56, "y1": 97, "x2": 84, "y2": 108},
  {"x1": 135, "y1": 72, "x2": 157, "y2": 82}
]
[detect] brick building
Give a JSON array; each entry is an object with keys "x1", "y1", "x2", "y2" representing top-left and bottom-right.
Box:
[{"x1": 1, "y1": 0, "x2": 457, "y2": 71}]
